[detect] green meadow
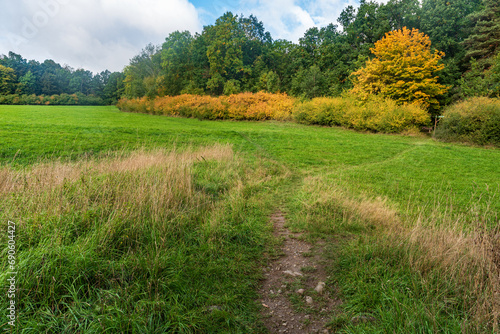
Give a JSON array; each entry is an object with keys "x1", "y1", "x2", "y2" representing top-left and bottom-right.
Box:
[{"x1": 1, "y1": 105, "x2": 499, "y2": 333}]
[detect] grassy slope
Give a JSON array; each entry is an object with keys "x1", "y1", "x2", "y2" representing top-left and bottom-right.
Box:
[{"x1": 1, "y1": 105, "x2": 499, "y2": 332}]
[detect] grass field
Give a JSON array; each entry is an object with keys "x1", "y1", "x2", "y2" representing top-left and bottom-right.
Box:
[{"x1": 1, "y1": 105, "x2": 499, "y2": 332}]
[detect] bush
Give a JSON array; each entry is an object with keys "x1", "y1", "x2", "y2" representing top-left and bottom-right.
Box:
[
  {"x1": 435, "y1": 97, "x2": 500, "y2": 146},
  {"x1": 117, "y1": 93, "x2": 296, "y2": 121},
  {"x1": 293, "y1": 94, "x2": 430, "y2": 133}
]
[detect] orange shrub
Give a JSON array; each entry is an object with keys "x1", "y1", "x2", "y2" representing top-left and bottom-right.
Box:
[{"x1": 117, "y1": 93, "x2": 296, "y2": 121}]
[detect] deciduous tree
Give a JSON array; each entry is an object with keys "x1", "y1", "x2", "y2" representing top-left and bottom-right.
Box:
[
  {"x1": 0, "y1": 64, "x2": 16, "y2": 94},
  {"x1": 17, "y1": 70, "x2": 36, "y2": 95},
  {"x1": 161, "y1": 31, "x2": 194, "y2": 96},
  {"x1": 351, "y1": 27, "x2": 448, "y2": 112},
  {"x1": 205, "y1": 12, "x2": 245, "y2": 95},
  {"x1": 292, "y1": 65, "x2": 327, "y2": 99}
]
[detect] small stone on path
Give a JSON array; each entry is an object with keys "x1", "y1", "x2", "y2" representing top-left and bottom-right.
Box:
[
  {"x1": 315, "y1": 281, "x2": 325, "y2": 294},
  {"x1": 283, "y1": 270, "x2": 303, "y2": 277}
]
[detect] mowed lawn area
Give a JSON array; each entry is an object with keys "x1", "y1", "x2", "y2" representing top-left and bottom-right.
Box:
[{"x1": 1, "y1": 105, "x2": 499, "y2": 332}]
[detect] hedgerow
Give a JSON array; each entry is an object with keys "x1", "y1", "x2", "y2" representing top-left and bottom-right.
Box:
[
  {"x1": 0, "y1": 93, "x2": 105, "y2": 105},
  {"x1": 117, "y1": 92, "x2": 430, "y2": 134}
]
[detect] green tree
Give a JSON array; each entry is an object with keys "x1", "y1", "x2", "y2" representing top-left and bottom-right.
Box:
[
  {"x1": 69, "y1": 69, "x2": 93, "y2": 94},
  {"x1": 266, "y1": 70, "x2": 280, "y2": 93},
  {"x1": 458, "y1": 58, "x2": 490, "y2": 98},
  {"x1": 0, "y1": 52, "x2": 121, "y2": 100},
  {"x1": 38, "y1": 60, "x2": 69, "y2": 95},
  {"x1": 489, "y1": 53, "x2": 500, "y2": 96},
  {"x1": 180, "y1": 32, "x2": 211, "y2": 95},
  {"x1": 292, "y1": 65, "x2": 327, "y2": 99},
  {"x1": 421, "y1": 0, "x2": 481, "y2": 60},
  {"x1": 205, "y1": 12, "x2": 245, "y2": 95},
  {"x1": 239, "y1": 15, "x2": 273, "y2": 92},
  {"x1": 420, "y1": 0, "x2": 482, "y2": 100},
  {"x1": 223, "y1": 79, "x2": 241, "y2": 95},
  {"x1": 382, "y1": 0, "x2": 421, "y2": 31},
  {"x1": 124, "y1": 44, "x2": 162, "y2": 98},
  {"x1": 0, "y1": 65, "x2": 16, "y2": 94},
  {"x1": 264, "y1": 39, "x2": 298, "y2": 94},
  {"x1": 103, "y1": 72, "x2": 125, "y2": 104},
  {"x1": 340, "y1": 1, "x2": 392, "y2": 55},
  {"x1": 258, "y1": 70, "x2": 280, "y2": 93},
  {"x1": 459, "y1": 53, "x2": 500, "y2": 98},
  {"x1": 17, "y1": 70, "x2": 36, "y2": 95},
  {"x1": 464, "y1": 0, "x2": 500, "y2": 68},
  {"x1": 161, "y1": 31, "x2": 194, "y2": 96},
  {"x1": 0, "y1": 52, "x2": 28, "y2": 81}
]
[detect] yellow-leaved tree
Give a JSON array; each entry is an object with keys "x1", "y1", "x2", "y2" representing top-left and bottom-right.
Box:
[{"x1": 351, "y1": 27, "x2": 448, "y2": 112}]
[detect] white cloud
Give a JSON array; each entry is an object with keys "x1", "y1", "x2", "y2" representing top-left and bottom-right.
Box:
[
  {"x1": 100, "y1": 0, "x2": 200, "y2": 36},
  {"x1": 0, "y1": 0, "x2": 202, "y2": 73},
  {"x1": 238, "y1": 0, "x2": 313, "y2": 42},
  {"x1": 238, "y1": 0, "x2": 359, "y2": 42},
  {"x1": 305, "y1": 0, "x2": 359, "y2": 27}
]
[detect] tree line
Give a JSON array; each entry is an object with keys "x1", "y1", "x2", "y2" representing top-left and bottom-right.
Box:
[
  {"x1": 0, "y1": 52, "x2": 124, "y2": 105},
  {"x1": 1, "y1": 0, "x2": 499, "y2": 106}
]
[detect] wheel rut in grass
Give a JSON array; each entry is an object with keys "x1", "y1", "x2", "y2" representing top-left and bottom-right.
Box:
[{"x1": 259, "y1": 211, "x2": 341, "y2": 333}]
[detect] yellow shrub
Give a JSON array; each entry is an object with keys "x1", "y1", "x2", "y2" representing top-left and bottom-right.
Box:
[{"x1": 293, "y1": 94, "x2": 430, "y2": 133}]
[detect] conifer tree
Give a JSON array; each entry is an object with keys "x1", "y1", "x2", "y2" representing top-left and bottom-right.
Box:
[{"x1": 464, "y1": 0, "x2": 500, "y2": 68}]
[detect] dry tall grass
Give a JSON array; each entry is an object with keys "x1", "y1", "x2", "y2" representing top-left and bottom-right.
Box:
[
  {"x1": 0, "y1": 144, "x2": 233, "y2": 194},
  {"x1": 0, "y1": 144, "x2": 234, "y2": 228}
]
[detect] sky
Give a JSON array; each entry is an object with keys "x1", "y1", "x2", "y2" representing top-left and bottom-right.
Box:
[{"x1": 0, "y1": 0, "x2": 367, "y2": 74}]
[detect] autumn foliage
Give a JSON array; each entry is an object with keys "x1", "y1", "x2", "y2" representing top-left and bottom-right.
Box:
[
  {"x1": 118, "y1": 92, "x2": 430, "y2": 133},
  {"x1": 117, "y1": 92, "x2": 296, "y2": 121},
  {"x1": 293, "y1": 95, "x2": 430, "y2": 133},
  {"x1": 351, "y1": 27, "x2": 448, "y2": 111}
]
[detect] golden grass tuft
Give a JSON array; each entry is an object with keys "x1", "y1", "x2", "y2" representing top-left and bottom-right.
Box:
[
  {"x1": 0, "y1": 144, "x2": 233, "y2": 195},
  {"x1": 0, "y1": 144, "x2": 235, "y2": 230}
]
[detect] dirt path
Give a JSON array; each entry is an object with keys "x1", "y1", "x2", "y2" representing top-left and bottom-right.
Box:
[{"x1": 259, "y1": 211, "x2": 341, "y2": 333}]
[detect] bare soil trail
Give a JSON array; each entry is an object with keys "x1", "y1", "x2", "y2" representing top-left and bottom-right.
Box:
[{"x1": 259, "y1": 211, "x2": 342, "y2": 333}]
